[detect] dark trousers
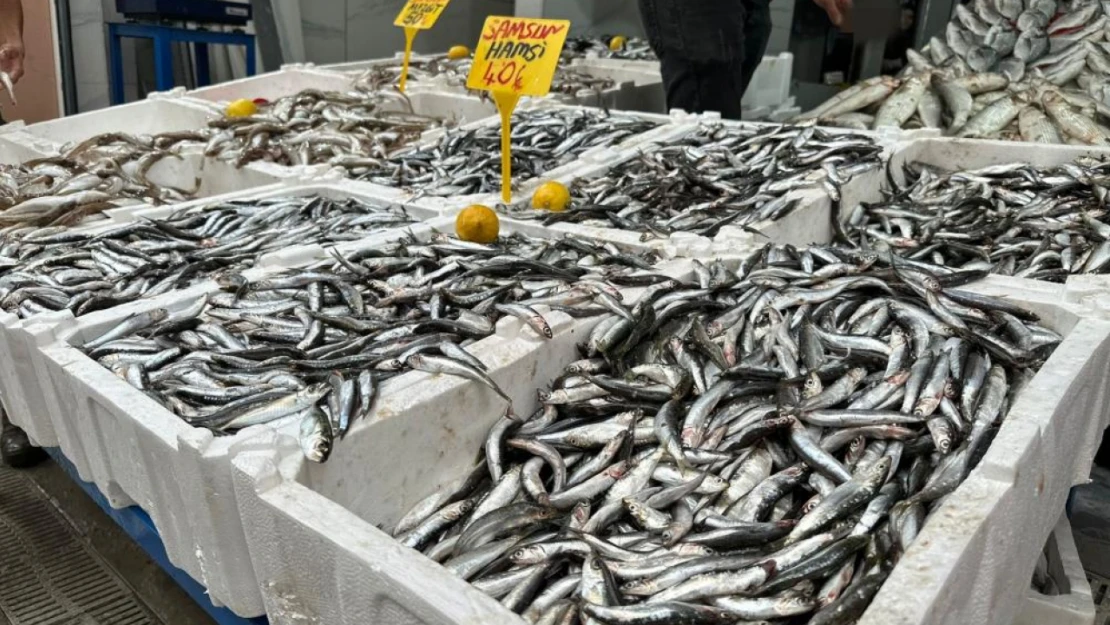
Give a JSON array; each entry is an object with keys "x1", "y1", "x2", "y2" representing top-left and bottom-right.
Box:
[{"x1": 638, "y1": 0, "x2": 773, "y2": 120}]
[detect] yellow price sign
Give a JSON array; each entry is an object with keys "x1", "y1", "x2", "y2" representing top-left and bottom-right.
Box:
[
  {"x1": 394, "y1": 0, "x2": 452, "y2": 93},
  {"x1": 394, "y1": 0, "x2": 450, "y2": 28},
  {"x1": 466, "y1": 16, "x2": 571, "y2": 202}
]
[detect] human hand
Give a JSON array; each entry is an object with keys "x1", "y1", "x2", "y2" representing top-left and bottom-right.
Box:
[
  {"x1": 814, "y1": 0, "x2": 852, "y2": 26},
  {"x1": 0, "y1": 42, "x2": 24, "y2": 83}
]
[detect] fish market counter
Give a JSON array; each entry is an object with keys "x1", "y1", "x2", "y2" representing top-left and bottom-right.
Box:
[{"x1": 1, "y1": 57, "x2": 1110, "y2": 625}]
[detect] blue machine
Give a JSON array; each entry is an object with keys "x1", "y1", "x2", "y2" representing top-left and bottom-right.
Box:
[
  {"x1": 108, "y1": 0, "x2": 258, "y2": 104},
  {"x1": 115, "y1": 0, "x2": 252, "y2": 26}
]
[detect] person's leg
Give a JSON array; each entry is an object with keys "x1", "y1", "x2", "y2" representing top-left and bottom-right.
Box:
[
  {"x1": 739, "y1": 0, "x2": 773, "y2": 97},
  {"x1": 691, "y1": 60, "x2": 746, "y2": 119},
  {"x1": 638, "y1": 0, "x2": 747, "y2": 117},
  {"x1": 659, "y1": 53, "x2": 704, "y2": 114}
]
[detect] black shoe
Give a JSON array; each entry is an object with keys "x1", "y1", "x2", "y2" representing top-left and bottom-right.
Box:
[{"x1": 1, "y1": 425, "x2": 46, "y2": 468}]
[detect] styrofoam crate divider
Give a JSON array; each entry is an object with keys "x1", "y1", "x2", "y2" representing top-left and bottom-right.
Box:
[
  {"x1": 16, "y1": 98, "x2": 216, "y2": 147},
  {"x1": 1016, "y1": 513, "x2": 1097, "y2": 625},
  {"x1": 226, "y1": 264, "x2": 1110, "y2": 625},
  {"x1": 0, "y1": 130, "x2": 55, "y2": 164},
  {"x1": 184, "y1": 67, "x2": 357, "y2": 103}
]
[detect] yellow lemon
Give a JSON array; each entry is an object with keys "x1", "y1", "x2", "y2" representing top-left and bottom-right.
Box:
[
  {"x1": 455, "y1": 205, "x2": 499, "y2": 243},
  {"x1": 226, "y1": 98, "x2": 258, "y2": 118},
  {"x1": 531, "y1": 181, "x2": 571, "y2": 212},
  {"x1": 609, "y1": 35, "x2": 627, "y2": 51},
  {"x1": 447, "y1": 45, "x2": 471, "y2": 60}
]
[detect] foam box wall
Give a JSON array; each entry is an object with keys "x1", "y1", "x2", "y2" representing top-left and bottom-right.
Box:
[{"x1": 1016, "y1": 513, "x2": 1097, "y2": 625}]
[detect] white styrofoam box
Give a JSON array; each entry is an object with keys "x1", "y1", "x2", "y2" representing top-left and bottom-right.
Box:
[
  {"x1": 475, "y1": 118, "x2": 894, "y2": 255},
  {"x1": 140, "y1": 146, "x2": 291, "y2": 200},
  {"x1": 184, "y1": 67, "x2": 356, "y2": 103},
  {"x1": 0, "y1": 181, "x2": 439, "y2": 451},
  {"x1": 227, "y1": 271, "x2": 1110, "y2": 625},
  {"x1": 17, "y1": 183, "x2": 652, "y2": 618},
  {"x1": 568, "y1": 57, "x2": 661, "y2": 75},
  {"x1": 742, "y1": 52, "x2": 793, "y2": 110},
  {"x1": 840, "y1": 136, "x2": 1110, "y2": 215},
  {"x1": 100, "y1": 179, "x2": 441, "y2": 226},
  {"x1": 566, "y1": 53, "x2": 793, "y2": 113},
  {"x1": 857, "y1": 279, "x2": 1110, "y2": 625},
  {"x1": 318, "y1": 52, "x2": 452, "y2": 78},
  {"x1": 324, "y1": 54, "x2": 662, "y2": 115},
  {"x1": 16, "y1": 99, "x2": 215, "y2": 148},
  {"x1": 0, "y1": 130, "x2": 53, "y2": 164},
  {"x1": 566, "y1": 58, "x2": 665, "y2": 114},
  {"x1": 1016, "y1": 513, "x2": 1097, "y2": 625}
]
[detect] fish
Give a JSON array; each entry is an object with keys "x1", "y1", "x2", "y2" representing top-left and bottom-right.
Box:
[
  {"x1": 72, "y1": 229, "x2": 659, "y2": 461},
  {"x1": 798, "y1": 0, "x2": 1110, "y2": 142},
  {"x1": 843, "y1": 156, "x2": 1110, "y2": 282},
  {"x1": 352, "y1": 52, "x2": 617, "y2": 101},
  {"x1": 874, "y1": 75, "x2": 929, "y2": 128},
  {"x1": 956, "y1": 95, "x2": 1022, "y2": 137},
  {"x1": 1043, "y1": 91, "x2": 1109, "y2": 143},
  {"x1": 512, "y1": 122, "x2": 880, "y2": 240},
  {"x1": 0, "y1": 195, "x2": 416, "y2": 322},
  {"x1": 0, "y1": 71, "x2": 15, "y2": 106},
  {"x1": 397, "y1": 244, "x2": 1060, "y2": 622},
  {"x1": 355, "y1": 108, "x2": 658, "y2": 196},
  {"x1": 1018, "y1": 105, "x2": 1063, "y2": 142}
]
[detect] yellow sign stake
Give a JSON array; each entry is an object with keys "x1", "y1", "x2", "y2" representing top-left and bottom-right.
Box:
[
  {"x1": 394, "y1": 0, "x2": 452, "y2": 93},
  {"x1": 493, "y1": 91, "x2": 520, "y2": 202},
  {"x1": 466, "y1": 16, "x2": 570, "y2": 202}
]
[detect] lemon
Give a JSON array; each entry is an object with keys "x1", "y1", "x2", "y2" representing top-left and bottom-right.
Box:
[
  {"x1": 455, "y1": 205, "x2": 499, "y2": 243},
  {"x1": 226, "y1": 98, "x2": 257, "y2": 118},
  {"x1": 531, "y1": 181, "x2": 571, "y2": 212},
  {"x1": 447, "y1": 45, "x2": 471, "y2": 60},
  {"x1": 609, "y1": 35, "x2": 627, "y2": 51}
]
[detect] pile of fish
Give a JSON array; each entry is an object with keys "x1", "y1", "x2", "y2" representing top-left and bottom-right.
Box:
[
  {"x1": 396, "y1": 243, "x2": 1060, "y2": 624},
  {"x1": 76, "y1": 232, "x2": 659, "y2": 461},
  {"x1": 355, "y1": 108, "x2": 659, "y2": 196},
  {"x1": 842, "y1": 158, "x2": 1110, "y2": 281},
  {"x1": 0, "y1": 137, "x2": 205, "y2": 230},
  {"x1": 514, "y1": 122, "x2": 881, "y2": 239},
  {"x1": 352, "y1": 54, "x2": 617, "y2": 101},
  {"x1": 798, "y1": 0, "x2": 1110, "y2": 142},
  {"x1": 564, "y1": 36, "x2": 658, "y2": 62},
  {"x1": 200, "y1": 86, "x2": 444, "y2": 169},
  {"x1": 353, "y1": 56, "x2": 475, "y2": 92},
  {"x1": 937, "y1": 0, "x2": 1108, "y2": 77},
  {"x1": 0, "y1": 195, "x2": 415, "y2": 320}
]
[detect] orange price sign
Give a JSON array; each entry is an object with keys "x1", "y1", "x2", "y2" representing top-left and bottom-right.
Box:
[
  {"x1": 466, "y1": 16, "x2": 570, "y2": 201},
  {"x1": 394, "y1": 0, "x2": 452, "y2": 93}
]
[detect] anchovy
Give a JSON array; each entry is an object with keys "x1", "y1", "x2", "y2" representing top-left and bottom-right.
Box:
[
  {"x1": 398, "y1": 244, "x2": 1059, "y2": 623},
  {"x1": 513, "y1": 122, "x2": 880, "y2": 239},
  {"x1": 73, "y1": 230, "x2": 658, "y2": 462}
]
